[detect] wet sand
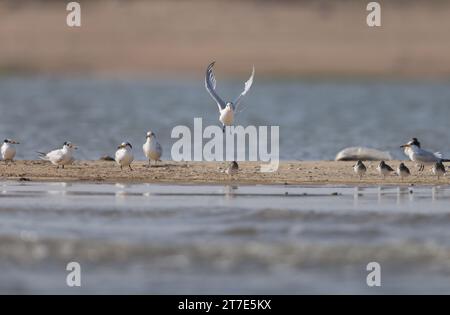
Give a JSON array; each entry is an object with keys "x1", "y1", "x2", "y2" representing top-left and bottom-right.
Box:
[{"x1": 0, "y1": 160, "x2": 447, "y2": 185}]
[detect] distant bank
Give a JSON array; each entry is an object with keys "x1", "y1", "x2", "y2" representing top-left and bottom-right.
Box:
[{"x1": 0, "y1": 0, "x2": 449, "y2": 78}]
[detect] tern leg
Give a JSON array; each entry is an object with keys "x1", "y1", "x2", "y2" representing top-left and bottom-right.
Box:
[
  {"x1": 120, "y1": 165, "x2": 123, "y2": 171},
  {"x1": 129, "y1": 165, "x2": 133, "y2": 171},
  {"x1": 148, "y1": 159, "x2": 151, "y2": 167},
  {"x1": 222, "y1": 125, "x2": 225, "y2": 133},
  {"x1": 62, "y1": 165, "x2": 65, "y2": 169}
]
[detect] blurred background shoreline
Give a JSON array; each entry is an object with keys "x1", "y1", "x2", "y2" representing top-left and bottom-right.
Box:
[{"x1": 1, "y1": 0, "x2": 450, "y2": 79}]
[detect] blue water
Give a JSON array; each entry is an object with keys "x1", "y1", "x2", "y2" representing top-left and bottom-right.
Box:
[
  {"x1": 1, "y1": 182, "x2": 450, "y2": 294},
  {"x1": 0, "y1": 77, "x2": 449, "y2": 160}
]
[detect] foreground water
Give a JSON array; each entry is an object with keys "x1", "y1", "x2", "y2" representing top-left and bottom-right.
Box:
[
  {"x1": 1, "y1": 181, "x2": 450, "y2": 294},
  {"x1": 0, "y1": 77, "x2": 450, "y2": 160}
]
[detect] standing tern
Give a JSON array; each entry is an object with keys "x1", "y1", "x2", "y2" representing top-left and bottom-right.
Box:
[
  {"x1": 401, "y1": 138, "x2": 450, "y2": 172},
  {"x1": 143, "y1": 131, "x2": 162, "y2": 166},
  {"x1": 1, "y1": 139, "x2": 19, "y2": 164},
  {"x1": 38, "y1": 141, "x2": 77, "y2": 169},
  {"x1": 353, "y1": 160, "x2": 367, "y2": 180},
  {"x1": 115, "y1": 142, "x2": 134, "y2": 171},
  {"x1": 205, "y1": 61, "x2": 255, "y2": 132}
]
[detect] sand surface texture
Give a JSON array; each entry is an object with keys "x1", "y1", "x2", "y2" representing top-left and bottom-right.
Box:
[{"x1": 0, "y1": 160, "x2": 447, "y2": 185}]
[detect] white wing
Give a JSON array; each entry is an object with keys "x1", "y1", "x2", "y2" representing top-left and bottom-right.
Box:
[
  {"x1": 205, "y1": 61, "x2": 226, "y2": 111},
  {"x1": 413, "y1": 148, "x2": 441, "y2": 163},
  {"x1": 45, "y1": 149, "x2": 65, "y2": 163},
  {"x1": 233, "y1": 65, "x2": 255, "y2": 111}
]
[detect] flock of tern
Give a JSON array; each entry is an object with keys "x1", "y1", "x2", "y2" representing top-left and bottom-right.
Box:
[
  {"x1": 1, "y1": 62, "x2": 449, "y2": 180},
  {"x1": 354, "y1": 137, "x2": 449, "y2": 180}
]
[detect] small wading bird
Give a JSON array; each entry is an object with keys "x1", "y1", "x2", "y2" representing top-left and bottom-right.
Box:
[
  {"x1": 115, "y1": 142, "x2": 134, "y2": 171},
  {"x1": 143, "y1": 131, "x2": 162, "y2": 166},
  {"x1": 38, "y1": 141, "x2": 77, "y2": 169},
  {"x1": 397, "y1": 162, "x2": 411, "y2": 180},
  {"x1": 1, "y1": 139, "x2": 19, "y2": 164},
  {"x1": 376, "y1": 161, "x2": 395, "y2": 179},
  {"x1": 432, "y1": 161, "x2": 446, "y2": 180},
  {"x1": 205, "y1": 61, "x2": 255, "y2": 132},
  {"x1": 225, "y1": 161, "x2": 239, "y2": 176},
  {"x1": 226, "y1": 161, "x2": 239, "y2": 177},
  {"x1": 401, "y1": 138, "x2": 450, "y2": 172},
  {"x1": 353, "y1": 160, "x2": 367, "y2": 180}
]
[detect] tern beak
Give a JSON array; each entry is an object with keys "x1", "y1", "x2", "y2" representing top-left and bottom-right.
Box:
[
  {"x1": 400, "y1": 144, "x2": 410, "y2": 148},
  {"x1": 11, "y1": 140, "x2": 19, "y2": 144}
]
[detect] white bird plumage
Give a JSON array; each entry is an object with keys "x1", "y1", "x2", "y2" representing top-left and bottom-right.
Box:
[
  {"x1": 115, "y1": 142, "x2": 134, "y2": 171},
  {"x1": 143, "y1": 131, "x2": 162, "y2": 166},
  {"x1": 401, "y1": 138, "x2": 450, "y2": 171},
  {"x1": 1, "y1": 139, "x2": 19, "y2": 164},
  {"x1": 205, "y1": 61, "x2": 255, "y2": 132},
  {"x1": 38, "y1": 141, "x2": 77, "y2": 169}
]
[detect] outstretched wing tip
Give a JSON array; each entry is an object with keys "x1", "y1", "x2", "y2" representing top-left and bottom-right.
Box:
[
  {"x1": 205, "y1": 60, "x2": 226, "y2": 110},
  {"x1": 207, "y1": 61, "x2": 216, "y2": 69}
]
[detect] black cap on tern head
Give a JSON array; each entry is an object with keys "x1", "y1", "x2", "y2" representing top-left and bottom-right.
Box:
[{"x1": 411, "y1": 138, "x2": 421, "y2": 147}]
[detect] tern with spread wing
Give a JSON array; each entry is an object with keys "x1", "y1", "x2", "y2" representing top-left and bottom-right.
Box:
[{"x1": 205, "y1": 61, "x2": 255, "y2": 132}]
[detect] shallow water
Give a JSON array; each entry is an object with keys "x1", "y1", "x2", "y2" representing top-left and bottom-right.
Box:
[
  {"x1": 0, "y1": 77, "x2": 450, "y2": 160},
  {"x1": 1, "y1": 181, "x2": 450, "y2": 294}
]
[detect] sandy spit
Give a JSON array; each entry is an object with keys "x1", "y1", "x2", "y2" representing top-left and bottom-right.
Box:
[{"x1": 0, "y1": 160, "x2": 447, "y2": 186}]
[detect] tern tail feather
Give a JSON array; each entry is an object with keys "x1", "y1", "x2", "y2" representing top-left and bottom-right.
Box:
[{"x1": 37, "y1": 152, "x2": 49, "y2": 160}]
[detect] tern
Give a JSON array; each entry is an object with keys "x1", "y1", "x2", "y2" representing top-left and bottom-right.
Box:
[
  {"x1": 377, "y1": 161, "x2": 395, "y2": 179},
  {"x1": 401, "y1": 138, "x2": 450, "y2": 172},
  {"x1": 397, "y1": 163, "x2": 411, "y2": 180},
  {"x1": 353, "y1": 160, "x2": 367, "y2": 180},
  {"x1": 143, "y1": 131, "x2": 162, "y2": 166},
  {"x1": 205, "y1": 61, "x2": 255, "y2": 132},
  {"x1": 115, "y1": 142, "x2": 134, "y2": 171},
  {"x1": 38, "y1": 141, "x2": 77, "y2": 169},
  {"x1": 432, "y1": 162, "x2": 446, "y2": 180},
  {"x1": 226, "y1": 161, "x2": 239, "y2": 176},
  {"x1": 1, "y1": 139, "x2": 19, "y2": 164}
]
